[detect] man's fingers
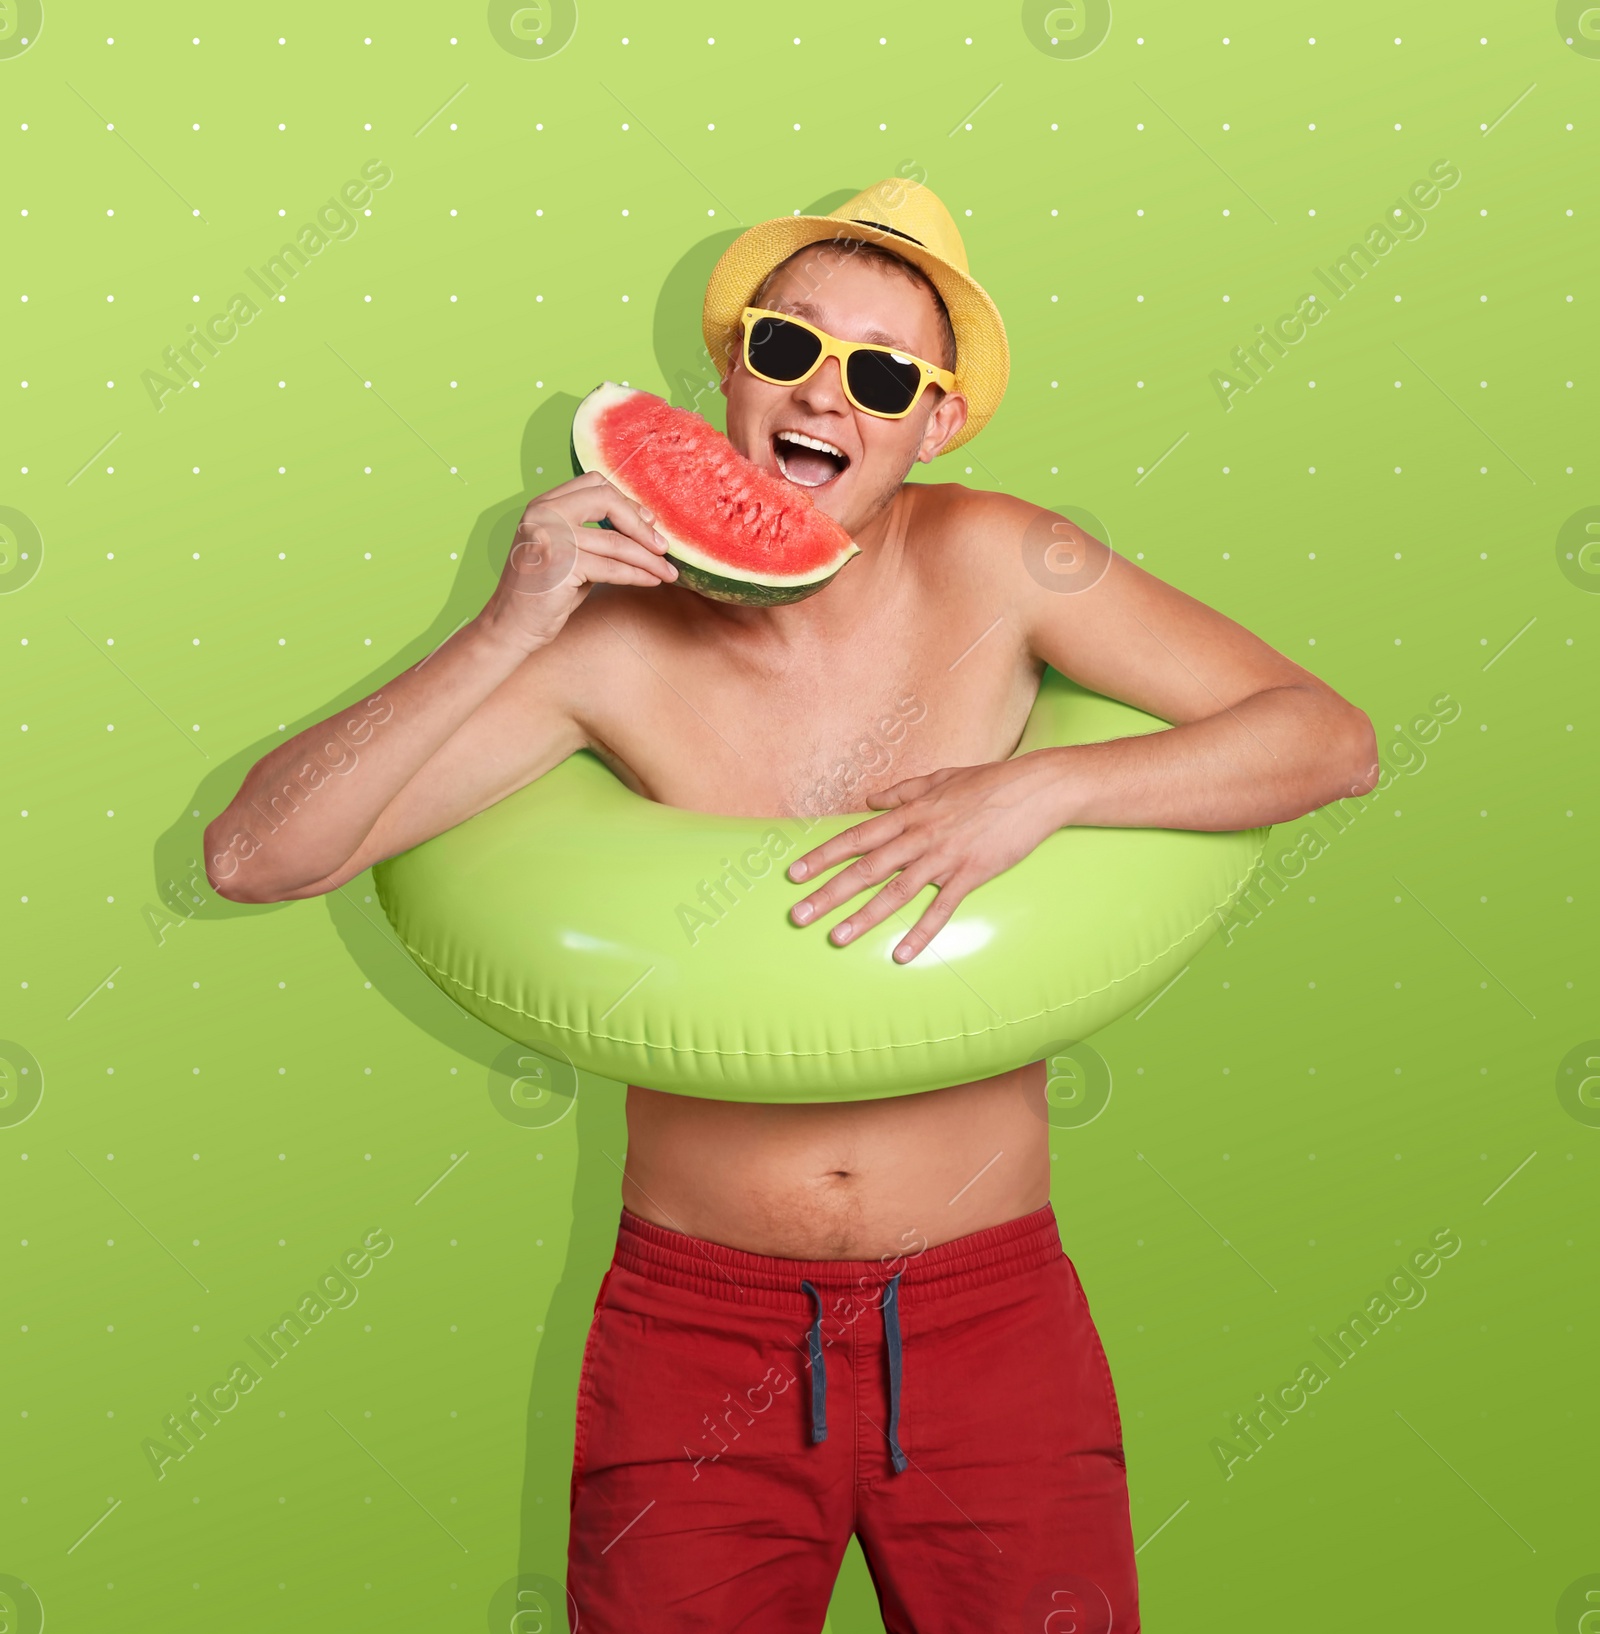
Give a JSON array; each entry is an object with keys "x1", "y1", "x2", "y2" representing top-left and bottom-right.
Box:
[
  {"x1": 574, "y1": 545, "x2": 677, "y2": 589},
  {"x1": 510, "y1": 504, "x2": 675, "y2": 590},
  {"x1": 542, "y1": 468, "x2": 623, "y2": 502},
  {"x1": 525, "y1": 474, "x2": 669, "y2": 562},
  {"x1": 596, "y1": 490, "x2": 669, "y2": 560},
  {"x1": 786, "y1": 813, "x2": 905, "y2": 885},
  {"x1": 790, "y1": 830, "x2": 919, "y2": 924},
  {"x1": 582, "y1": 476, "x2": 665, "y2": 558},
  {"x1": 787, "y1": 813, "x2": 915, "y2": 882},
  {"x1": 825, "y1": 862, "x2": 943, "y2": 947},
  {"x1": 582, "y1": 528, "x2": 677, "y2": 583},
  {"x1": 866, "y1": 773, "x2": 933, "y2": 809},
  {"x1": 889, "y1": 880, "x2": 967, "y2": 964}
]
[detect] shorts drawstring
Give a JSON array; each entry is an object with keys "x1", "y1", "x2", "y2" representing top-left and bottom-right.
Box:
[
  {"x1": 798, "y1": 1274, "x2": 908, "y2": 1473},
  {"x1": 883, "y1": 1272, "x2": 908, "y2": 1474},
  {"x1": 799, "y1": 1280, "x2": 827, "y2": 1443}
]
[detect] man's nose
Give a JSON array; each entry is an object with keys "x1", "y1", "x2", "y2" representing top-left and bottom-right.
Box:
[{"x1": 793, "y1": 353, "x2": 848, "y2": 414}]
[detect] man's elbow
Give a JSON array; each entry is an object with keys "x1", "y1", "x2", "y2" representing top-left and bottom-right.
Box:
[
  {"x1": 203, "y1": 827, "x2": 340, "y2": 903},
  {"x1": 210, "y1": 874, "x2": 270, "y2": 904},
  {"x1": 204, "y1": 856, "x2": 255, "y2": 903},
  {"x1": 202, "y1": 819, "x2": 268, "y2": 903},
  {"x1": 1337, "y1": 706, "x2": 1380, "y2": 797}
]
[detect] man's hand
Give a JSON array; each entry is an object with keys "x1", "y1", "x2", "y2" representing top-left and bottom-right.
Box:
[
  {"x1": 483, "y1": 472, "x2": 678, "y2": 656},
  {"x1": 785, "y1": 755, "x2": 1069, "y2": 964}
]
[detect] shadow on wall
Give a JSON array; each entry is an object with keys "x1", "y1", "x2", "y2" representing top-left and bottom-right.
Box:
[
  {"x1": 655, "y1": 225, "x2": 741, "y2": 426},
  {"x1": 151, "y1": 193, "x2": 875, "y2": 1632},
  {"x1": 148, "y1": 384, "x2": 583, "y2": 938},
  {"x1": 151, "y1": 191, "x2": 860, "y2": 944},
  {"x1": 145, "y1": 377, "x2": 612, "y2": 1618},
  {"x1": 656, "y1": 191, "x2": 860, "y2": 430}
]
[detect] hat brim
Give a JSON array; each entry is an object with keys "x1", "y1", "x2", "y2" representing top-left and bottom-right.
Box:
[{"x1": 701, "y1": 216, "x2": 1009, "y2": 454}]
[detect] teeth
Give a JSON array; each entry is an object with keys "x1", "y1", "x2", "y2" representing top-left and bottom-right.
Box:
[{"x1": 775, "y1": 430, "x2": 846, "y2": 460}]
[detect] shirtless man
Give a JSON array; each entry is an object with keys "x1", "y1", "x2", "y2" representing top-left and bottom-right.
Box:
[{"x1": 206, "y1": 181, "x2": 1377, "y2": 1631}]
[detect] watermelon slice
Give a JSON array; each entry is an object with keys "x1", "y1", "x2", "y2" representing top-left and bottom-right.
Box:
[{"x1": 569, "y1": 382, "x2": 860, "y2": 606}]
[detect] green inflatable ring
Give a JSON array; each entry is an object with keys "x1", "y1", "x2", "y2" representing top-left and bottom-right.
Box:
[{"x1": 373, "y1": 668, "x2": 1269, "y2": 1103}]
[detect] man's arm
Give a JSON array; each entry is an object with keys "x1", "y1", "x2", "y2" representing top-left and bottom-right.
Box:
[
  {"x1": 1008, "y1": 505, "x2": 1379, "y2": 830},
  {"x1": 204, "y1": 472, "x2": 675, "y2": 903},
  {"x1": 783, "y1": 497, "x2": 1379, "y2": 963},
  {"x1": 204, "y1": 611, "x2": 588, "y2": 902}
]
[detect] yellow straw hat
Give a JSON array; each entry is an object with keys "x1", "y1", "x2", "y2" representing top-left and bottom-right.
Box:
[{"x1": 701, "y1": 177, "x2": 1009, "y2": 453}]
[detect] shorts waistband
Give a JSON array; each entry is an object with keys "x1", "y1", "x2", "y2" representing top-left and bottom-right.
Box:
[{"x1": 613, "y1": 1202, "x2": 1063, "y2": 1305}]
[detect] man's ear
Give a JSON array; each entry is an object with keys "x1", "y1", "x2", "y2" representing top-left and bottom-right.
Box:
[{"x1": 917, "y1": 389, "x2": 968, "y2": 463}]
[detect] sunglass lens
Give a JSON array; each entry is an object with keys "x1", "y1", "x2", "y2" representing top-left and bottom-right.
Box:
[
  {"x1": 747, "y1": 316, "x2": 821, "y2": 382},
  {"x1": 846, "y1": 348, "x2": 923, "y2": 415}
]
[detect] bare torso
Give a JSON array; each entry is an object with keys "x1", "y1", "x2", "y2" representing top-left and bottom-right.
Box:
[{"x1": 563, "y1": 482, "x2": 1052, "y2": 1258}]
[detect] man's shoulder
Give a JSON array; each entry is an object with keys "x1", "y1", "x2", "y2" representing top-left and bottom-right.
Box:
[
  {"x1": 906, "y1": 479, "x2": 1116, "y2": 650},
  {"x1": 911, "y1": 475, "x2": 1052, "y2": 522},
  {"x1": 906, "y1": 478, "x2": 1068, "y2": 562}
]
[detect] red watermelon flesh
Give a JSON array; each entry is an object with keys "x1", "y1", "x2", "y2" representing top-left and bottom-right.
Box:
[{"x1": 569, "y1": 382, "x2": 859, "y2": 606}]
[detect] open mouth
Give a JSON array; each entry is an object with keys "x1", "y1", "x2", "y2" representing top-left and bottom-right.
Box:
[{"x1": 772, "y1": 429, "x2": 851, "y2": 489}]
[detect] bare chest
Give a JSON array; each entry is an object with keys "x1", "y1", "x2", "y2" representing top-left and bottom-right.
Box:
[
  {"x1": 576, "y1": 520, "x2": 1039, "y2": 818},
  {"x1": 586, "y1": 651, "x2": 1029, "y2": 818}
]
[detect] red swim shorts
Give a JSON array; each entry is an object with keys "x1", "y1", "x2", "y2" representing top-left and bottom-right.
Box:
[{"x1": 566, "y1": 1202, "x2": 1139, "y2": 1632}]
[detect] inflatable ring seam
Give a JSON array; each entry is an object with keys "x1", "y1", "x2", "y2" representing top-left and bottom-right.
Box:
[{"x1": 381, "y1": 855, "x2": 1259, "y2": 1061}]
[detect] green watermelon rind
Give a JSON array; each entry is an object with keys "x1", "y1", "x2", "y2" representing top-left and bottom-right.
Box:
[
  {"x1": 568, "y1": 382, "x2": 859, "y2": 605},
  {"x1": 655, "y1": 555, "x2": 847, "y2": 607}
]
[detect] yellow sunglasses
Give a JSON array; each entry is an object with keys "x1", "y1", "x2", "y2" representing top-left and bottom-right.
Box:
[{"x1": 739, "y1": 306, "x2": 957, "y2": 420}]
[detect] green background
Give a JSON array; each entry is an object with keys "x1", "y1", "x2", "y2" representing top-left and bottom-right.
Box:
[{"x1": 3, "y1": 2, "x2": 1595, "y2": 1630}]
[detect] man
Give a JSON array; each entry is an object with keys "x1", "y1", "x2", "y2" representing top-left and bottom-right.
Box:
[{"x1": 207, "y1": 179, "x2": 1377, "y2": 1630}]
